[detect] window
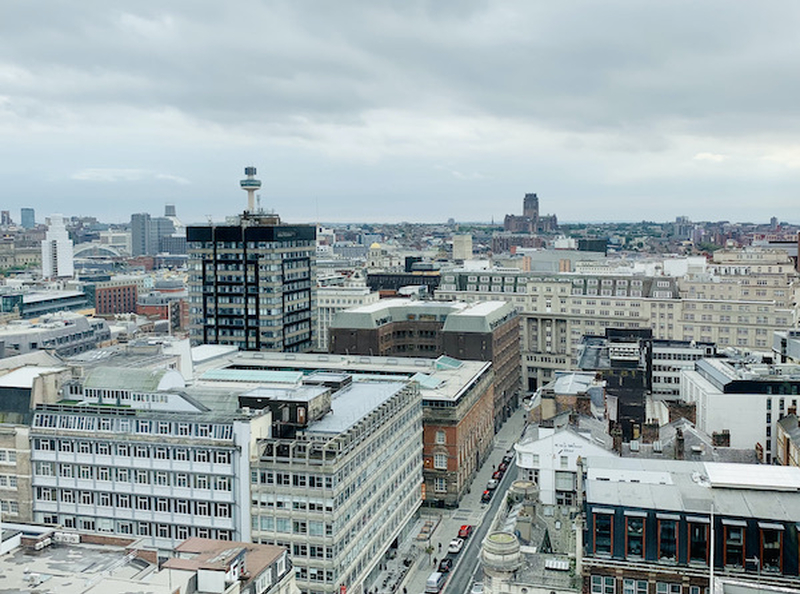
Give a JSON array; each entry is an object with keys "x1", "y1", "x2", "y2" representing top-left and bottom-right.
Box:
[
  {"x1": 594, "y1": 513, "x2": 613, "y2": 555},
  {"x1": 658, "y1": 518, "x2": 677, "y2": 562},
  {"x1": 434, "y1": 453, "x2": 447, "y2": 470},
  {"x1": 624, "y1": 579, "x2": 648, "y2": 594},
  {"x1": 626, "y1": 516, "x2": 644, "y2": 558},
  {"x1": 656, "y1": 583, "x2": 681, "y2": 594},
  {"x1": 689, "y1": 522, "x2": 708, "y2": 564},
  {"x1": 760, "y1": 525, "x2": 783, "y2": 572},
  {"x1": 434, "y1": 477, "x2": 447, "y2": 493},
  {"x1": 591, "y1": 576, "x2": 615, "y2": 594},
  {"x1": 724, "y1": 523, "x2": 745, "y2": 568},
  {"x1": 435, "y1": 430, "x2": 446, "y2": 445}
]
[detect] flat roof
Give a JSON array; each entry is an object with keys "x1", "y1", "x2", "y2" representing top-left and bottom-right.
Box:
[
  {"x1": 0, "y1": 540, "x2": 185, "y2": 594},
  {"x1": 195, "y1": 352, "x2": 490, "y2": 403},
  {"x1": 329, "y1": 298, "x2": 514, "y2": 333},
  {"x1": 0, "y1": 366, "x2": 67, "y2": 388},
  {"x1": 22, "y1": 290, "x2": 85, "y2": 303},
  {"x1": 303, "y1": 380, "x2": 408, "y2": 435},
  {"x1": 585, "y1": 457, "x2": 800, "y2": 522}
]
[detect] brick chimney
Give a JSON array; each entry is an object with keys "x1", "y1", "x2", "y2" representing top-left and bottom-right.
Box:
[
  {"x1": 712, "y1": 430, "x2": 730, "y2": 447},
  {"x1": 641, "y1": 421, "x2": 660, "y2": 444}
]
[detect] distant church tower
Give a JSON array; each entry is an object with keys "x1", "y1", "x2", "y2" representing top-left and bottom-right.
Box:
[{"x1": 523, "y1": 193, "x2": 539, "y2": 223}]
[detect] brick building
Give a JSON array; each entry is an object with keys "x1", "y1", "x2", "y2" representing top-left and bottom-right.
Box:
[{"x1": 329, "y1": 299, "x2": 521, "y2": 430}]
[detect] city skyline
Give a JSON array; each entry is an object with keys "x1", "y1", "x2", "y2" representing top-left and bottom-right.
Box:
[{"x1": 2, "y1": 2, "x2": 800, "y2": 224}]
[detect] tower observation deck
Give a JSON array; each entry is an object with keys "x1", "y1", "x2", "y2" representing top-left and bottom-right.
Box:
[{"x1": 240, "y1": 166, "x2": 262, "y2": 213}]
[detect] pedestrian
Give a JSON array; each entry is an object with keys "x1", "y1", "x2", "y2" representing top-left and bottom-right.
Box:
[
  {"x1": 433, "y1": 557, "x2": 437, "y2": 567},
  {"x1": 403, "y1": 588, "x2": 407, "y2": 594},
  {"x1": 438, "y1": 542, "x2": 442, "y2": 552}
]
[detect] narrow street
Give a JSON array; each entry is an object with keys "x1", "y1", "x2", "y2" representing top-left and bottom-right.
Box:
[{"x1": 367, "y1": 407, "x2": 527, "y2": 594}]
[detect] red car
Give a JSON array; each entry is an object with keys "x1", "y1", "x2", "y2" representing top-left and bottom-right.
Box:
[
  {"x1": 492, "y1": 470, "x2": 502, "y2": 480},
  {"x1": 458, "y1": 525, "x2": 473, "y2": 539},
  {"x1": 481, "y1": 490, "x2": 492, "y2": 503},
  {"x1": 498, "y1": 462, "x2": 508, "y2": 472}
]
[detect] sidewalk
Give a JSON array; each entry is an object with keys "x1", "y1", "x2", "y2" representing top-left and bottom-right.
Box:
[{"x1": 366, "y1": 407, "x2": 528, "y2": 594}]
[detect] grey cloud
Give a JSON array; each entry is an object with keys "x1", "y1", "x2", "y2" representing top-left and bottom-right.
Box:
[{"x1": 1, "y1": 1, "x2": 800, "y2": 222}]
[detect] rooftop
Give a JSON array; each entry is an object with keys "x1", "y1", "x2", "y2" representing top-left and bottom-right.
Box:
[
  {"x1": 165, "y1": 537, "x2": 284, "y2": 577},
  {"x1": 0, "y1": 540, "x2": 180, "y2": 594},
  {"x1": 329, "y1": 298, "x2": 515, "y2": 333},
  {"x1": 585, "y1": 457, "x2": 800, "y2": 521},
  {"x1": 0, "y1": 365, "x2": 67, "y2": 388},
  {"x1": 303, "y1": 380, "x2": 408, "y2": 435},
  {"x1": 194, "y1": 351, "x2": 490, "y2": 404},
  {"x1": 83, "y1": 366, "x2": 185, "y2": 392}
]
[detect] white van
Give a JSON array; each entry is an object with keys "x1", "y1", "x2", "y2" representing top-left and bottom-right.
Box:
[{"x1": 425, "y1": 572, "x2": 446, "y2": 593}]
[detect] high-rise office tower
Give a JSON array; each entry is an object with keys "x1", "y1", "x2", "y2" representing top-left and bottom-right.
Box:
[
  {"x1": 41, "y1": 214, "x2": 74, "y2": 279},
  {"x1": 186, "y1": 167, "x2": 316, "y2": 352},
  {"x1": 20, "y1": 208, "x2": 35, "y2": 229},
  {"x1": 130, "y1": 213, "x2": 151, "y2": 256},
  {"x1": 131, "y1": 212, "x2": 176, "y2": 256},
  {"x1": 1, "y1": 211, "x2": 11, "y2": 226}
]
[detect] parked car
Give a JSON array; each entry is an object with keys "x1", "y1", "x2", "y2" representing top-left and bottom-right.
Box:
[
  {"x1": 481, "y1": 490, "x2": 493, "y2": 503},
  {"x1": 492, "y1": 470, "x2": 503, "y2": 480},
  {"x1": 502, "y1": 453, "x2": 514, "y2": 464},
  {"x1": 448, "y1": 538, "x2": 465, "y2": 554},
  {"x1": 471, "y1": 583, "x2": 484, "y2": 594},
  {"x1": 438, "y1": 558, "x2": 453, "y2": 573},
  {"x1": 498, "y1": 462, "x2": 508, "y2": 472},
  {"x1": 486, "y1": 479, "x2": 499, "y2": 490},
  {"x1": 458, "y1": 524, "x2": 473, "y2": 539}
]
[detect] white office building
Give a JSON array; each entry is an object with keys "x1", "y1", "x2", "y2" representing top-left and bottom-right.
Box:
[
  {"x1": 250, "y1": 377, "x2": 422, "y2": 594},
  {"x1": 681, "y1": 358, "x2": 800, "y2": 463},
  {"x1": 29, "y1": 366, "x2": 271, "y2": 551},
  {"x1": 41, "y1": 214, "x2": 74, "y2": 279}
]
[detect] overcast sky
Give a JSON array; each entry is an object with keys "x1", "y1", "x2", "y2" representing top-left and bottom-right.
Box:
[{"x1": 2, "y1": 1, "x2": 800, "y2": 225}]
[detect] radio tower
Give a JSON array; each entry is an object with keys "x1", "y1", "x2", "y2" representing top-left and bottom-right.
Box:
[{"x1": 240, "y1": 166, "x2": 262, "y2": 213}]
